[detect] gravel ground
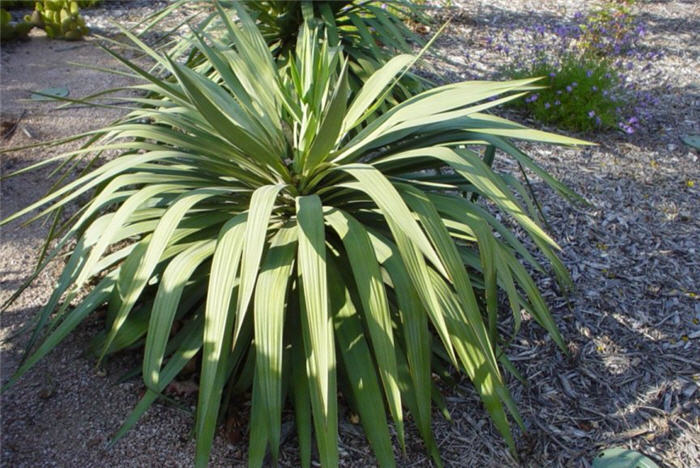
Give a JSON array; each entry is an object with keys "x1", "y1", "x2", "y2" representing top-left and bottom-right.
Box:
[{"x1": 1, "y1": 1, "x2": 698, "y2": 467}]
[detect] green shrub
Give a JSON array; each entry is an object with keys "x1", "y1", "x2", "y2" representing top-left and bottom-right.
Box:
[
  {"x1": 2, "y1": 5, "x2": 589, "y2": 467},
  {"x1": 505, "y1": 54, "x2": 628, "y2": 133},
  {"x1": 28, "y1": 0, "x2": 88, "y2": 40},
  {"x1": 1, "y1": 0, "x2": 94, "y2": 41},
  {"x1": 495, "y1": 3, "x2": 644, "y2": 135}
]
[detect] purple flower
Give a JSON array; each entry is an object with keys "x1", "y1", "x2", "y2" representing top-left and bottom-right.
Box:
[
  {"x1": 566, "y1": 85, "x2": 573, "y2": 92},
  {"x1": 544, "y1": 102, "x2": 551, "y2": 109},
  {"x1": 556, "y1": 90, "x2": 563, "y2": 95},
  {"x1": 588, "y1": 110, "x2": 596, "y2": 118},
  {"x1": 555, "y1": 100, "x2": 561, "y2": 106},
  {"x1": 619, "y1": 122, "x2": 635, "y2": 134},
  {"x1": 549, "y1": 72, "x2": 556, "y2": 77},
  {"x1": 592, "y1": 85, "x2": 598, "y2": 91},
  {"x1": 586, "y1": 70, "x2": 593, "y2": 77},
  {"x1": 572, "y1": 82, "x2": 578, "y2": 87}
]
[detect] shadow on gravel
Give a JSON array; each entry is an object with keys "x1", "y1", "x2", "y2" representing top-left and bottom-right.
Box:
[
  {"x1": 512, "y1": 307, "x2": 696, "y2": 467},
  {"x1": 444, "y1": 2, "x2": 700, "y2": 64},
  {"x1": 492, "y1": 149, "x2": 699, "y2": 467}
]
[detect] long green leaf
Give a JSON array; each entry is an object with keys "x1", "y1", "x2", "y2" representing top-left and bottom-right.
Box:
[
  {"x1": 325, "y1": 208, "x2": 404, "y2": 447},
  {"x1": 328, "y1": 260, "x2": 396, "y2": 468},
  {"x1": 143, "y1": 239, "x2": 216, "y2": 389},
  {"x1": 234, "y1": 184, "x2": 286, "y2": 348},
  {"x1": 102, "y1": 188, "x2": 231, "y2": 361},
  {"x1": 338, "y1": 163, "x2": 447, "y2": 277},
  {"x1": 296, "y1": 194, "x2": 337, "y2": 467},
  {"x1": 249, "y1": 225, "x2": 297, "y2": 467},
  {"x1": 196, "y1": 214, "x2": 247, "y2": 468}
]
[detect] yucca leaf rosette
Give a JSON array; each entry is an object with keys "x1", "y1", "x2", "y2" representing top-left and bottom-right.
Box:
[{"x1": 2, "y1": 6, "x2": 589, "y2": 468}]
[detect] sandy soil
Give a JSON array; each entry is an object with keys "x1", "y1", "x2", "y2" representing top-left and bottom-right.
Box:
[{"x1": 1, "y1": 2, "x2": 698, "y2": 467}]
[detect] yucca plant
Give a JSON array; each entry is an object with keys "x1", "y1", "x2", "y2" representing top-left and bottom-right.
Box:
[
  {"x1": 243, "y1": 0, "x2": 431, "y2": 94},
  {"x1": 239, "y1": 0, "x2": 426, "y2": 60},
  {"x1": 140, "y1": 0, "x2": 429, "y2": 97},
  {"x1": 154, "y1": 0, "x2": 426, "y2": 61},
  {"x1": 1, "y1": 5, "x2": 589, "y2": 467}
]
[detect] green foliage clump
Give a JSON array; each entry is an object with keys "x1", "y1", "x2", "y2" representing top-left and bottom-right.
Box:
[
  {"x1": 497, "y1": 1, "x2": 644, "y2": 134},
  {"x1": 1, "y1": 7, "x2": 33, "y2": 41},
  {"x1": 28, "y1": 0, "x2": 88, "y2": 40},
  {"x1": 506, "y1": 55, "x2": 626, "y2": 133},
  {"x1": 239, "y1": 0, "x2": 426, "y2": 60},
  {"x1": 2, "y1": 5, "x2": 589, "y2": 468},
  {"x1": 159, "y1": 0, "x2": 429, "y2": 97},
  {"x1": 1, "y1": 0, "x2": 95, "y2": 41}
]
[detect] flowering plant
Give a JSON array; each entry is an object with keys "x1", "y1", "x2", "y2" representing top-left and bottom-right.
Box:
[
  {"x1": 496, "y1": 1, "x2": 655, "y2": 134},
  {"x1": 576, "y1": 0, "x2": 645, "y2": 56},
  {"x1": 506, "y1": 54, "x2": 636, "y2": 133}
]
